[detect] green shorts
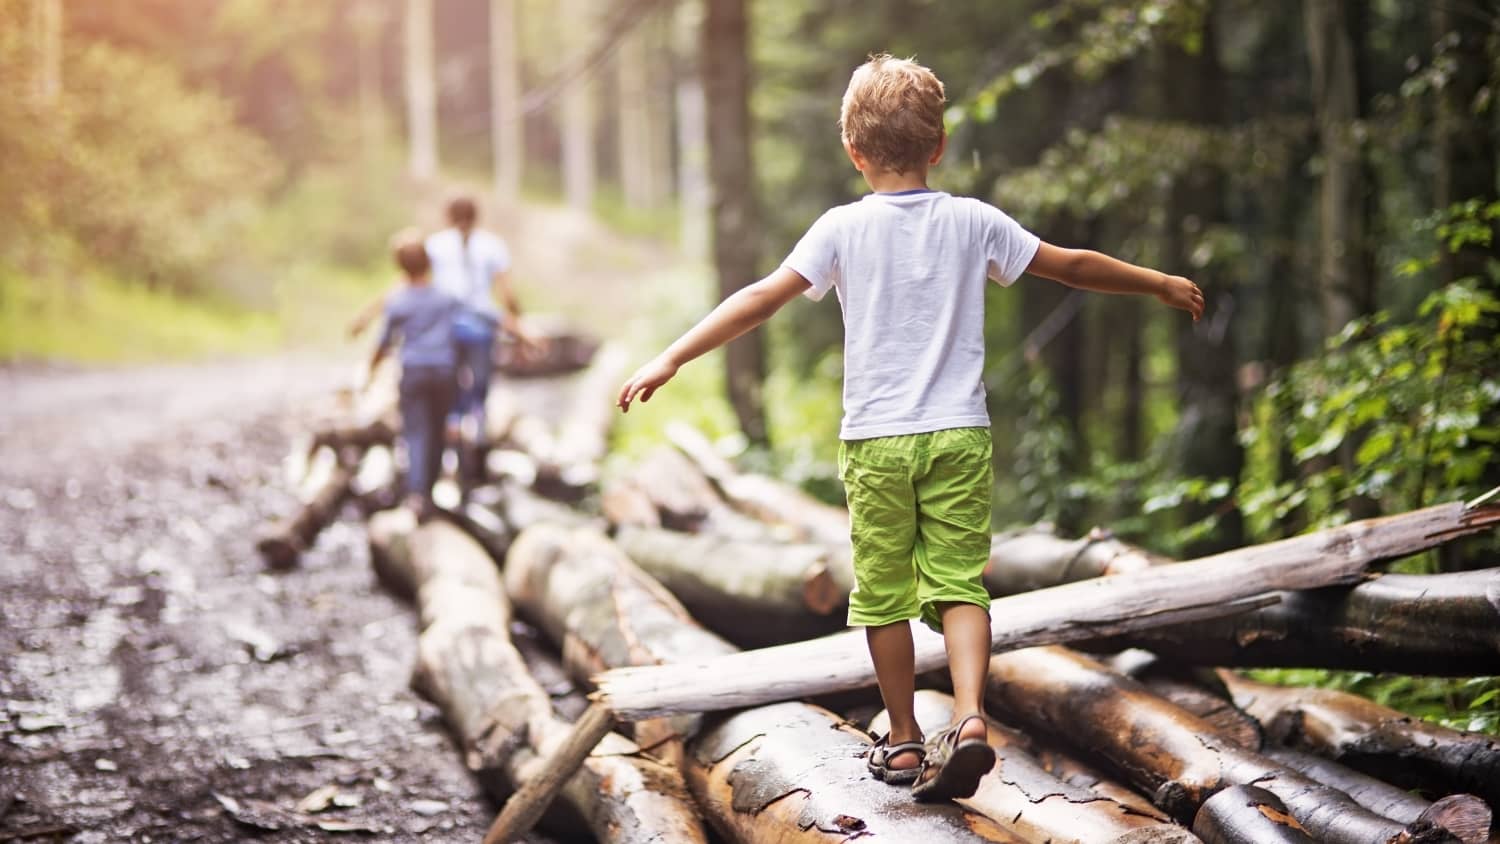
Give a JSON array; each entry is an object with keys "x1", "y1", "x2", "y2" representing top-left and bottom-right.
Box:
[{"x1": 839, "y1": 427, "x2": 992, "y2": 633}]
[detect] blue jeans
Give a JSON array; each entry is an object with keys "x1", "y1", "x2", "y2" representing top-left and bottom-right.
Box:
[
  {"x1": 399, "y1": 365, "x2": 457, "y2": 502},
  {"x1": 453, "y1": 316, "x2": 496, "y2": 434}
]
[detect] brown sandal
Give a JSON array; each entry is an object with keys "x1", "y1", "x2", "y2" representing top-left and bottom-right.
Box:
[
  {"x1": 910, "y1": 714, "x2": 995, "y2": 802},
  {"x1": 867, "y1": 734, "x2": 926, "y2": 785}
]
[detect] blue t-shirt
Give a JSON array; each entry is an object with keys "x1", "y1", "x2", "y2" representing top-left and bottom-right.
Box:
[{"x1": 377, "y1": 283, "x2": 461, "y2": 369}]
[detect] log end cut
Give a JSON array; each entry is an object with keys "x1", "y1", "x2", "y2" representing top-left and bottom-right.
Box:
[{"x1": 1416, "y1": 795, "x2": 1492, "y2": 844}]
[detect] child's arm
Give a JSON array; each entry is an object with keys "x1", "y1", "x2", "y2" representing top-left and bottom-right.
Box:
[
  {"x1": 617, "y1": 267, "x2": 809, "y2": 411},
  {"x1": 347, "y1": 288, "x2": 395, "y2": 338},
  {"x1": 1026, "y1": 243, "x2": 1204, "y2": 321}
]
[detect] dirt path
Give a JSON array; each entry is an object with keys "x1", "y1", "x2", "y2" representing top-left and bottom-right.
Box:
[{"x1": 0, "y1": 354, "x2": 519, "y2": 842}]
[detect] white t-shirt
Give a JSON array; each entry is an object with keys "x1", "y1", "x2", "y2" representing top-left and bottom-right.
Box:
[
  {"x1": 782, "y1": 190, "x2": 1040, "y2": 440},
  {"x1": 425, "y1": 227, "x2": 512, "y2": 319}
]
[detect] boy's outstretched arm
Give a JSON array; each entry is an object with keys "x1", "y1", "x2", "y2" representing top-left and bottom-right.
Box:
[
  {"x1": 1026, "y1": 242, "x2": 1204, "y2": 321},
  {"x1": 618, "y1": 267, "x2": 809, "y2": 411}
]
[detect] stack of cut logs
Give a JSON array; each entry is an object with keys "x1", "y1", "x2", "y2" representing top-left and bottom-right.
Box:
[{"x1": 261, "y1": 345, "x2": 1500, "y2": 844}]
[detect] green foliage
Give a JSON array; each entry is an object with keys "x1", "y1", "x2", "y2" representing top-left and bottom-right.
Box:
[
  {"x1": 1249, "y1": 670, "x2": 1500, "y2": 735},
  {"x1": 1237, "y1": 281, "x2": 1500, "y2": 545},
  {"x1": 0, "y1": 31, "x2": 278, "y2": 296}
]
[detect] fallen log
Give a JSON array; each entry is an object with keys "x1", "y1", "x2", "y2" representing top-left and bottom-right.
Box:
[
  {"x1": 1078, "y1": 569, "x2": 1500, "y2": 676},
  {"x1": 546, "y1": 343, "x2": 628, "y2": 492},
  {"x1": 985, "y1": 525, "x2": 1170, "y2": 596},
  {"x1": 256, "y1": 446, "x2": 355, "y2": 570},
  {"x1": 1222, "y1": 672, "x2": 1500, "y2": 808},
  {"x1": 594, "y1": 502, "x2": 1500, "y2": 720},
  {"x1": 984, "y1": 646, "x2": 1464, "y2": 843},
  {"x1": 688, "y1": 701, "x2": 1027, "y2": 843},
  {"x1": 504, "y1": 524, "x2": 1020, "y2": 841},
  {"x1": 1031, "y1": 747, "x2": 1174, "y2": 823},
  {"x1": 310, "y1": 416, "x2": 397, "y2": 455},
  {"x1": 665, "y1": 423, "x2": 859, "y2": 591},
  {"x1": 871, "y1": 690, "x2": 1199, "y2": 843},
  {"x1": 1192, "y1": 786, "x2": 1315, "y2": 844},
  {"x1": 613, "y1": 526, "x2": 846, "y2": 647},
  {"x1": 366, "y1": 510, "x2": 708, "y2": 844},
  {"x1": 601, "y1": 446, "x2": 772, "y2": 540},
  {"x1": 666, "y1": 422, "x2": 852, "y2": 547},
  {"x1": 1131, "y1": 669, "x2": 1492, "y2": 844},
  {"x1": 494, "y1": 322, "x2": 600, "y2": 378}
]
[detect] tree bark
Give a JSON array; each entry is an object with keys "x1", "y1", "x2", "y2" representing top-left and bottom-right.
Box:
[
  {"x1": 614, "y1": 526, "x2": 845, "y2": 647},
  {"x1": 616, "y1": 18, "x2": 655, "y2": 211},
  {"x1": 984, "y1": 646, "x2": 1460, "y2": 843},
  {"x1": 984, "y1": 525, "x2": 1171, "y2": 596},
  {"x1": 365, "y1": 510, "x2": 708, "y2": 843},
  {"x1": 1222, "y1": 672, "x2": 1500, "y2": 807},
  {"x1": 489, "y1": 0, "x2": 522, "y2": 205},
  {"x1": 594, "y1": 502, "x2": 1500, "y2": 720},
  {"x1": 701, "y1": 0, "x2": 767, "y2": 445},
  {"x1": 351, "y1": 0, "x2": 386, "y2": 174},
  {"x1": 601, "y1": 444, "x2": 773, "y2": 539},
  {"x1": 871, "y1": 690, "x2": 1199, "y2": 843},
  {"x1": 403, "y1": 0, "x2": 438, "y2": 182},
  {"x1": 1078, "y1": 569, "x2": 1500, "y2": 676},
  {"x1": 1192, "y1": 786, "x2": 1316, "y2": 844}
]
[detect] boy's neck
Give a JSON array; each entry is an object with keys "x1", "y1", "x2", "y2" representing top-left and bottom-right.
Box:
[{"x1": 864, "y1": 167, "x2": 930, "y2": 194}]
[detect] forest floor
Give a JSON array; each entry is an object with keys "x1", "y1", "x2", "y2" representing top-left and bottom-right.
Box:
[{"x1": 0, "y1": 200, "x2": 691, "y2": 843}]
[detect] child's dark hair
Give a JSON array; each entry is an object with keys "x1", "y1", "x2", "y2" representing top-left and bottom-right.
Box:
[
  {"x1": 391, "y1": 230, "x2": 431, "y2": 277},
  {"x1": 446, "y1": 195, "x2": 478, "y2": 227}
]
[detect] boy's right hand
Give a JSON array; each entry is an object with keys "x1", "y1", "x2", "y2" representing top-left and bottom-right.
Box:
[
  {"x1": 617, "y1": 355, "x2": 679, "y2": 412},
  {"x1": 1157, "y1": 274, "x2": 1205, "y2": 322}
]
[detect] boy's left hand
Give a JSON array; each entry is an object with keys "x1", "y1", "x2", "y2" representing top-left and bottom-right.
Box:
[
  {"x1": 618, "y1": 355, "x2": 679, "y2": 412},
  {"x1": 1157, "y1": 274, "x2": 1205, "y2": 322}
]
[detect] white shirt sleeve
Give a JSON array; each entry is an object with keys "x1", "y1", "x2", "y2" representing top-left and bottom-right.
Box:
[
  {"x1": 984, "y1": 203, "x2": 1041, "y2": 287},
  {"x1": 781, "y1": 209, "x2": 841, "y2": 302}
]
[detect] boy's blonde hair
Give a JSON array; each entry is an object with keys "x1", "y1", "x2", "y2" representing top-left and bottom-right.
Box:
[{"x1": 840, "y1": 54, "x2": 947, "y2": 174}]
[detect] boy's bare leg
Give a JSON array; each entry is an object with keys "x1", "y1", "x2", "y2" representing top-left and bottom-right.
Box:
[
  {"x1": 939, "y1": 602, "x2": 991, "y2": 743},
  {"x1": 866, "y1": 621, "x2": 923, "y2": 769}
]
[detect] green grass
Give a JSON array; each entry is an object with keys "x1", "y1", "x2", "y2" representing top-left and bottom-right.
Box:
[{"x1": 0, "y1": 269, "x2": 281, "y2": 364}]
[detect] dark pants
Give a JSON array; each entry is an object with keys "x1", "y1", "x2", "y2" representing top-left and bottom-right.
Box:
[
  {"x1": 455, "y1": 328, "x2": 496, "y2": 433},
  {"x1": 399, "y1": 365, "x2": 457, "y2": 502}
]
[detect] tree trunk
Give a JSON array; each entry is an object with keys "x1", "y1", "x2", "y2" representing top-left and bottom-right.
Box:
[
  {"x1": 365, "y1": 511, "x2": 709, "y2": 843},
  {"x1": 1031, "y1": 746, "x2": 1173, "y2": 823},
  {"x1": 1078, "y1": 569, "x2": 1500, "y2": 676},
  {"x1": 1221, "y1": 672, "x2": 1500, "y2": 807},
  {"x1": 614, "y1": 526, "x2": 845, "y2": 647},
  {"x1": 688, "y1": 702, "x2": 1029, "y2": 843},
  {"x1": 351, "y1": 0, "x2": 386, "y2": 174},
  {"x1": 871, "y1": 690, "x2": 1199, "y2": 843},
  {"x1": 1162, "y1": 21, "x2": 1244, "y2": 554},
  {"x1": 673, "y1": 1, "x2": 710, "y2": 260},
  {"x1": 984, "y1": 647, "x2": 1460, "y2": 843},
  {"x1": 701, "y1": 0, "x2": 767, "y2": 445},
  {"x1": 984, "y1": 525, "x2": 1171, "y2": 596},
  {"x1": 32, "y1": 0, "x2": 61, "y2": 104},
  {"x1": 503, "y1": 524, "x2": 1018, "y2": 839},
  {"x1": 593, "y1": 502, "x2": 1500, "y2": 720},
  {"x1": 616, "y1": 18, "x2": 655, "y2": 211},
  {"x1": 1266, "y1": 748, "x2": 1492, "y2": 844},
  {"x1": 1192, "y1": 786, "x2": 1315, "y2": 844},
  {"x1": 256, "y1": 449, "x2": 354, "y2": 570},
  {"x1": 1305, "y1": 0, "x2": 1372, "y2": 336},
  {"x1": 490, "y1": 0, "x2": 522, "y2": 205},
  {"x1": 403, "y1": 0, "x2": 438, "y2": 182},
  {"x1": 560, "y1": 0, "x2": 595, "y2": 212}
]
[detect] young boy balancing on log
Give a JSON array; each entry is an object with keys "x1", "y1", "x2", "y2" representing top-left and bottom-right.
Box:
[
  {"x1": 367, "y1": 232, "x2": 463, "y2": 521},
  {"x1": 617, "y1": 54, "x2": 1204, "y2": 801}
]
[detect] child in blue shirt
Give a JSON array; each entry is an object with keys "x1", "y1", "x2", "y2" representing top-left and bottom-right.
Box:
[{"x1": 368, "y1": 232, "x2": 462, "y2": 519}]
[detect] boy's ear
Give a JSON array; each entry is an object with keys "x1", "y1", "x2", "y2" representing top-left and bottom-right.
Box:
[
  {"x1": 843, "y1": 137, "x2": 867, "y2": 172},
  {"x1": 929, "y1": 131, "x2": 948, "y2": 166}
]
